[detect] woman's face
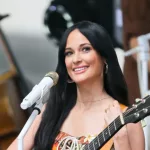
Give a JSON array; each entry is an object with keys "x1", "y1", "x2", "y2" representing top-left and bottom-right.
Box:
[{"x1": 65, "y1": 29, "x2": 104, "y2": 84}]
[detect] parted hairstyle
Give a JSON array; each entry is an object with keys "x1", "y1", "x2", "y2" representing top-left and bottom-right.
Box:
[{"x1": 34, "y1": 21, "x2": 128, "y2": 150}]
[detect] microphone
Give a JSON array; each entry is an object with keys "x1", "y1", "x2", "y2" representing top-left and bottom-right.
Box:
[
  {"x1": 20, "y1": 71, "x2": 59, "y2": 109},
  {"x1": 0, "y1": 14, "x2": 10, "y2": 21}
]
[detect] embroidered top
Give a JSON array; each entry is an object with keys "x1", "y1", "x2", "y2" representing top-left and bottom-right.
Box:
[
  {"x1": 52, "y1": 104, "x2": 126, "y2": 150},
  {"x1": 52, "y1": 131, "x2": 114, "y2": 150}
]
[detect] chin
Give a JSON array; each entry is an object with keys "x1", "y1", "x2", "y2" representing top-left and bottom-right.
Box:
[{"x1": 74, "y1": 78, "x2": 90, "y2": 84}]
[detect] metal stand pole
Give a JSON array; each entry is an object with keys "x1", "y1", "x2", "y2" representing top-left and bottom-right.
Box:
[{"x1": 17, "y1": 102, "x2": 43, "y2": 150}]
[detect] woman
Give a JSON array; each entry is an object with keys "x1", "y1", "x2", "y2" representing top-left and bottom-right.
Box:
[{"x1": 7, "y1": 21, "x2": 144, "y2": 150}]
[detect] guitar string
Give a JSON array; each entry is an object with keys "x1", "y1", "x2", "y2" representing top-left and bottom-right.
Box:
[
  {"x1": 85, "y1": 100, "x2": 148, "y2": 150},
  {"x1": 55, "y1": 97, "x2": 149, "y2": 150},
  {"x1": 84, "y1": 97, "x2": 149, "y2": 150},
  {"x1": 83, "y1": 117, "x2": 121, "y2": 150},
  {"x1": 85, "y1": 108, "x2": 141, "y2": 150},
  {"x1": 85, "y1": 98, "x2": 149, "y2": 150},
  {"x1": 85, "y1": 106, "x2": 135, "y2": 149}
]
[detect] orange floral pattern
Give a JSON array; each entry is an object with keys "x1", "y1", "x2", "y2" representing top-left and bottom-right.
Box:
[
  {"x1": 52, "y1": 131, "x2": 96, "y2": 150},
  {"x1": 52, "y1": 104, "x2": 126, "y2": 150}
]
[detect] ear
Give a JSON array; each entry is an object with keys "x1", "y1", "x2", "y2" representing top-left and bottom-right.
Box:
[{"x1": 102, "y1": 58, "x2": 107, "y2": 65}]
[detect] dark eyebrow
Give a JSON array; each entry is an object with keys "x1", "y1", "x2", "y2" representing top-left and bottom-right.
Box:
[
  {"x1": 65, "y1": 43, "x2": 91, "y2": 51},
  {"x1": 79, "y1": 43, "x2": 91, "y2": 47},
  {"x1": 65, "y1": 47, "x2": 72, "y2": 51}
]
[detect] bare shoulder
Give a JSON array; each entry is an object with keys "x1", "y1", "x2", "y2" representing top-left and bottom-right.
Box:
[
  {"x1": 126, "y1": 121, "x2": 145, "y2": 149},
  {"x1": 127, "y1": 121, "x2": 144, "y2": 133},
  {"x1": 124, "y1": 105, "x2": 145, "y2": 142},
  {"x1": 121, "y1": 104, "x2": 144, "y2": 135},
  {"x1": 120, "y1": 104, "x2": 145, "y2": 149}
]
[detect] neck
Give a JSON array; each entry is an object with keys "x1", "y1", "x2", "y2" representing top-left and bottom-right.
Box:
[{"x1": 75, "y1": 77, "x2": 110, "y2": 109}]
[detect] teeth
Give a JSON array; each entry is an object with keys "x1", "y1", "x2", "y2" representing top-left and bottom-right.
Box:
[{"x1": 74, "y1": 67, "x2": 87, "y2": 72}]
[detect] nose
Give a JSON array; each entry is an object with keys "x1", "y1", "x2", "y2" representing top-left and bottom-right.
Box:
[{"x1": 72, "y1": 53, "x2": 82, "y2": 64}]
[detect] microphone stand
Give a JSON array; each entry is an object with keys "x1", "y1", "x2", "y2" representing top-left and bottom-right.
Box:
[
  {"x1": 17, "y1": 100, "x2": 44, "y2": 150},
  {"x1": 125, "y1": 33, "x2": 150, "y2": 150},
  {"x1": 16, "y1": 71, "x2": 58, "y2": 150}
]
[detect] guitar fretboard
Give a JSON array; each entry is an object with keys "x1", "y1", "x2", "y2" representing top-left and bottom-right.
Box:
[
  {"x1": 82, "y1": 95, "x2": 150, "y2": 150},
  {"x1": 83, "y1": 116, "x2": 124, "y2": 150}
]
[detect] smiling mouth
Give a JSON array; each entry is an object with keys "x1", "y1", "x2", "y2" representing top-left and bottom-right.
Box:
[{"x1": 73, "y1": 66, "x2": 88, "y2": 72}]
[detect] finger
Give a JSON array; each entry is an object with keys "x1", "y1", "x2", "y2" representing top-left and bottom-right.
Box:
[
  {"x1": 104, "y1": 105, "x2": 115, "y2": 124},
  {"x1": 113, "y1": 100, "x2": 120, "y2": 107},
  {"x1": 105, "y1": 103, "x2": 116, "y2": 114},
  {"x1": 113, "y1": 101, "x2": 122, "y2": 113},
  {"x1": 105, "y1": 104, "x2": 112, "y2": 113}
]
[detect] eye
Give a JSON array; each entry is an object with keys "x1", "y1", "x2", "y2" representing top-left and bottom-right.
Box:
[
  {"x1": 82, "y1": 46, "x2": 91, "y2": 52},
  {"x1": 64, "y1": 51, "x2": 73, "y2": 56}
]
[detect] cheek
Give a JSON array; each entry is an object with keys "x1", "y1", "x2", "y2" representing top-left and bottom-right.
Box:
[
  {"x1": 65, "y1": 58, "x2": 72, "y2": 70},
  {"x1": 89, "y1": 55, "x2": 100, "y2": 65},
  {"x1": 92, "y1": 56, "x2": 104, "y2": 72}
]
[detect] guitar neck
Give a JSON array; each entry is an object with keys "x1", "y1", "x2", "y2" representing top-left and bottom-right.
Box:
[{"x1": 83, "y1": 116, "x2": 124, "y2": 150}]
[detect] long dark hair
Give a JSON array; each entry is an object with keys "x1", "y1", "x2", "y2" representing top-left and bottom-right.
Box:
[{"x1": 34, "y1": 21, "x2": 128, "y2": 150}]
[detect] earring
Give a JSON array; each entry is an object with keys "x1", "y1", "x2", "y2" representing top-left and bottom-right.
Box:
[
  {"x1": 105, "y1": 62, "x2": 108, "y2": 74},
  {"x1": 67, "y1": 76, "x2": 74, "y2": 83}
]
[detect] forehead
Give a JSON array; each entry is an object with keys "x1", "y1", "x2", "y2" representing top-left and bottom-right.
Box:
[{"x1": 66, "y1": 29, "x2": 90, "y2": 47}]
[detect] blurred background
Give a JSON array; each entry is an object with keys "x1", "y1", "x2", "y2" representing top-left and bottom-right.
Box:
[{"x1": 0, "y1": 0, "x2": 150, "y2": 149}]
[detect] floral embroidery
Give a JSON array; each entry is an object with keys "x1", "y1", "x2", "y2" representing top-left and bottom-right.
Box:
[
  {"x1": 83, "y1": 135, "x2": 97, "y2": 143},
  {"x1": 53, "y1": 132, "x2": 90, "y2": 150}
]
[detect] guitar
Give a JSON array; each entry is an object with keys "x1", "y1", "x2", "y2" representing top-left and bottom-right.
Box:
[{"x1": 83, "y1": 95, "x2": 150, "y2": 150}]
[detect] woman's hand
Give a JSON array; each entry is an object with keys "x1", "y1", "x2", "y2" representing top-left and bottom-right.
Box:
[
  {"x1": 104, "y1": 101, "x2": 128, "y2": 140},
  {"x1": 104, "y1": 101, "x2": 144, "y2": 150}
]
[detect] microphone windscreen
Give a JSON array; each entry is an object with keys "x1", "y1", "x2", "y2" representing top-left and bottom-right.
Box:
[{"x1": 45, "y1": 72, "x2": 59, "y2": 85}]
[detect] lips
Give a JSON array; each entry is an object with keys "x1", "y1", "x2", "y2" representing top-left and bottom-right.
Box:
[{"x1": 73, "y1": 66, "x2": 88, "y2": 72}]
